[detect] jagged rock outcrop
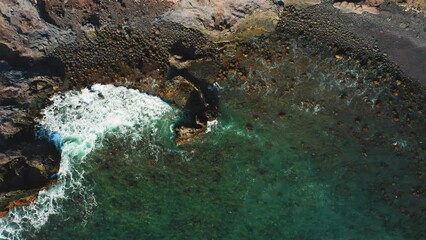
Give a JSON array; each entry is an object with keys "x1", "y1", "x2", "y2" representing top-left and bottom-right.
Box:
[
  {"x1": 0, "y1": 60, "x2": 62, "y2": 214},
  {"x1": 0, "y1": 141, "x2": 60, "y2": 213}
]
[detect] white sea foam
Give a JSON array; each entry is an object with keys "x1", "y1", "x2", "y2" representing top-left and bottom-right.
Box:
[
  {"x1": 0, "y1": 84, "x2": 175, "y2": 239},
  {"x1": 206, "y1": 120, "x2": 219, "y2": 133}
]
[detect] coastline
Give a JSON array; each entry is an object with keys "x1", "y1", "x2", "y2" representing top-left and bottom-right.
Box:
[{"x1": 0, "y1": 0, "x2": 425, "y2": 218}]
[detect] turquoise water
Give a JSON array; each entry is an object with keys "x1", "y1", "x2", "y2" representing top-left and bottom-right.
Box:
[{"x1": 2, "y1": 35, "x2": 426, "y2": 239}]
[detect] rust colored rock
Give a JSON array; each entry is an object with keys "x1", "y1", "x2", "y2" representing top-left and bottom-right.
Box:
[
  {"x1": 5, "y1": 193, "x2": 38, "y2": 210},
  {"x1": 0, "y1": 211, "x2": 8, "y2": 218}
]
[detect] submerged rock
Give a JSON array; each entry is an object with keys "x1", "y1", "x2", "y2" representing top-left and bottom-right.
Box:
[{"x1": 175, "y1": 125, "x2": 207, "y2": 145}]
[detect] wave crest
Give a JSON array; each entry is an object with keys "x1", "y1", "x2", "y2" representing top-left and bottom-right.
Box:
[{"x1": 0, "y1": 84, "x2": 175, "y2": 239}]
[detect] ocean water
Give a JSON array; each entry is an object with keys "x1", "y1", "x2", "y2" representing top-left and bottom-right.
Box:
[{"x1": 1, "y1": 36, "x2": 426, "y2": 239}]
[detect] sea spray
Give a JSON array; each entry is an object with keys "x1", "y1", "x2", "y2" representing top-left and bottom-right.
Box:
[{"x1": 0, "y1": 84, "x2": 177, "y2": 239}]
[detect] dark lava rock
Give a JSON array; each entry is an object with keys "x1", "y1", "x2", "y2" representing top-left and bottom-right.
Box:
[{"x1": 0, "y1": 141, "x2": 60, "y2": 212}]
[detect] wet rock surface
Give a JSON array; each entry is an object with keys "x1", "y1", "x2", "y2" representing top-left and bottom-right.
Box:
[
  {"x1": 0, "y1": 141, "x2": 59, "y2": 212},
  {"x1": 0, "y1": 60, "x2": 62, "y2": 213},
  {"x1": 0, "y1": 0, "x2": 425, "y2": 218}
]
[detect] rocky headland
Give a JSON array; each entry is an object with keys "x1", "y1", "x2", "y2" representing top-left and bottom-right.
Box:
[{"x1": 0, "y1": 0, "x2": 425, "y2": 216}]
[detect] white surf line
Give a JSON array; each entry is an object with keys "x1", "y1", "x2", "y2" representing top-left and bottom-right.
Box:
[{"x1": 0, "y1": 84, "x2": 175, "y2": 239}]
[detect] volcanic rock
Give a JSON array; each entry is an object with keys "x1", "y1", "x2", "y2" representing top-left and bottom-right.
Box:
[
  {"x1": 0, "y1": 141, "x2": 60, "y2": 213},
  {"x1": 0, "y1": 0, "x2": 75, "y2": 61}
]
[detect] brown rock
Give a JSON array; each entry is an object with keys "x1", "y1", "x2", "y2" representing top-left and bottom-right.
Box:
[
  {"x1": 406, "y1": 0, "x2": 426, "y2": 11},
  {"x1": 175, "y1": 125, "x2": 206, "y2": 145},
  {"x1": 0, "y1": 86, "x2": 22, "y2": 99},
  {"x1": 5, "y1": 193, "x2": 38, "y2": 210},
  {"x1": 0, "y1": 107, "x2": 32, "y2": 139},
  {"x1": 161, "y1": 76, "x2": 201, "y2": 108},
  {"x1": 0, "y1": 0, "x2": 74, "y2": 59},
  {"x1": 0, "y1": 141, "x2": 60, "y2": 213},
  {"x1": 0, "y1": 189, "x2": 39, "y2": 213},
  {"x1": 0, "y1": 211, "x2": 8, "y2": 218}
]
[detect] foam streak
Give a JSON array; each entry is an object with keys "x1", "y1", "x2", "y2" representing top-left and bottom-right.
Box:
[{"x1": 0, "y1": 84, "x2": 174, "y2": 239}]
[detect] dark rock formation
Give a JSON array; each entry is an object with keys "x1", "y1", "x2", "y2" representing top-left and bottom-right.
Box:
[
  {"x1": 0, "y1": 141, "x2": 60, "y2": 211},
  {"x1": 0, "y1": 59, "x2": 62, "y2": 214}
]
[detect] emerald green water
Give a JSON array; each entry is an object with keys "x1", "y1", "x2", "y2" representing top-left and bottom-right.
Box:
[{"x1": 21, "y1": 36, "x2": 426, "y2": 239}]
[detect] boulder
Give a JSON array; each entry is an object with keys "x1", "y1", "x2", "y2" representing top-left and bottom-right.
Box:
[{"x1": 0, "y1": 141, "x2": 60, "y2": 213}]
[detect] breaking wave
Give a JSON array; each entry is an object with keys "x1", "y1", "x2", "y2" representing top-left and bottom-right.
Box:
[{"x1": 0, "y1": 84, "x2": 176, "y2": 239}]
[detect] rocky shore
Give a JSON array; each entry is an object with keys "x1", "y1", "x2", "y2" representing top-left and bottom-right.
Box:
[{"x1": 1, "y1": 0, "x2": 425, "y2": 216}]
